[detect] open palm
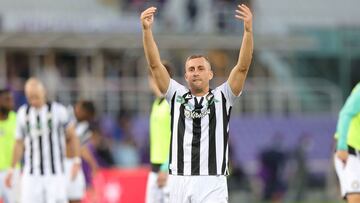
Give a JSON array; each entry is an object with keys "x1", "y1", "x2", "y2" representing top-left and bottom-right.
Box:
[{"x1": 235, "y1": 4, "x2": 253, "y2": 32}]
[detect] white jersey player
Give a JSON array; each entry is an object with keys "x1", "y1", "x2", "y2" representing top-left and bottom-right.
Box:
[{"x1": 65, "y1": 100, "x2": 98, "y2": 203}]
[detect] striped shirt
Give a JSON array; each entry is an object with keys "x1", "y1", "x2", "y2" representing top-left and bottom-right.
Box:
[
  {"x1": 16, "y1": 102, "x2": 70, "y2": 176},
  {"x1": 165, "y1": 79, "x2": 240, "y2": 176}
]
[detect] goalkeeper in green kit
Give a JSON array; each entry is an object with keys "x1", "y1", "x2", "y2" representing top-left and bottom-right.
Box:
[
  {"x1": 334, "y1": 82, "x2": 360, "y2": 203},
  {"x1": 145, "y1": 62, "x2": 172, "y2": 203}
]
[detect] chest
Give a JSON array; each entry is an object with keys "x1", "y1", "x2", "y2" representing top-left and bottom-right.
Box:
[
  {"x1": 175, "y1": 93, "x2": 223, "y2": 120},
  {"x1": 0, "y1": 120, "x2": 16, "y2": 138}
]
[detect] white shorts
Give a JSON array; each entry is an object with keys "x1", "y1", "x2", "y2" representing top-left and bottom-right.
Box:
[
  {"x1": 168, "y1": 175, "x2": 228, "y2": 203},
  {"x1": 65, "y1": 158, "x2": 86, "y2": 200},
  {"x1": 145, "y1": 171, "x2": 170, "y2": 203},
  {"x1": 0, "y1": 169, "x2": 20, "y2": 203},
  {"x1": 334, "y1": 154, "x2": 360, "y2": 198},
  {"x1": 21, "y1": 174, "x2": 67, "y2": 203}
]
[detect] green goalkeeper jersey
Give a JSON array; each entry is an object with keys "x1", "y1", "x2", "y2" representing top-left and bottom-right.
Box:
[
  {"x1": 335, "y1": 83, "x2": 360, "y2": 150},
  {"x1": 150, "y1": 98, "x2": 171, "y2": 164},
  {"x1": 0, "y1": 111, "x2": 16, "y2": 170}
]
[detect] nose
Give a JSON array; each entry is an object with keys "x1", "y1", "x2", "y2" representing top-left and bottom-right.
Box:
[{"x1": 193, "y1": 70, "x2": 200, "y2": 76}]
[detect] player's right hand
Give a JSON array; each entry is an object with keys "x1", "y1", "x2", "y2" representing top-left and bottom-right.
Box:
[
  {"x1": 157, "y1": 171, "x2": 168, "y2": 188},
  {"x1": 140, "y1": 7, "x2": 157, "y2": 30},
  {"x1": 4, "y1": 170, "x2": 13, "y2": 188},
  {"x1": 336, "y1": 150, "x2": 349, "y2": 166}
]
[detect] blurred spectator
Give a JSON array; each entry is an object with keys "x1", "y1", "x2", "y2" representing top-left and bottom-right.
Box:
[
  {"x1": 35, "y1": 53, "x2": 62, "y2": 101},
  {"x1": 215, "y1": 0, "x2": 252, "y2": 33},
  {"x1": 111, "y1": 111, "x2": 140, "y2": 168},
  {"x1": 287, "y1": 133, "x2": 311, "y2": 201},
  {"x1": 186, "y1": 0, "x2": 198, "y2": 30},
  {"x1": 228, "y1": 147, "x2": 250, "y2": 192},
  {"x1": 258, "y1": 133, "x2": 287, "y2": 203},
  {"x1": 5, "y1": 84, "x2": 26, "y2": 110},
  {"x1": 88, "y1": 126, "x2": 114, "y2": 169}
]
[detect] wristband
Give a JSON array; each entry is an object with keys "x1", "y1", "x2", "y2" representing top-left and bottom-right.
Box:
[{"x1": 73, "y1": 157, "x2": 81, "y2": 164}]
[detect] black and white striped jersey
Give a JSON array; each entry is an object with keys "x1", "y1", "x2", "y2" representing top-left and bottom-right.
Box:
[
  {"x1": 165, "y1": 79, "x2": 240, "y2": 176},
  {"x1": 16, "y1": 102, "x2": 70, "y2": 176}
]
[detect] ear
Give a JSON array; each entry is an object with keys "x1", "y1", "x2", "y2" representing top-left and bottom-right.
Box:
[
  {"x1": 184, "y1": 72, "x2": 189, "y2": 82},
  {"x1": 209, "y1": 70, "x2": 214, "y2": 80}
]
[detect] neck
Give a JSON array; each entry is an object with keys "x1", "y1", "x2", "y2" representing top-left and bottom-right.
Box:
[
  {"x1": 34, "y1": 101, "x2": 46, "y2": 109},
  {"x1": 191, "y1": 87, "x2": 209, "y2": 97}
]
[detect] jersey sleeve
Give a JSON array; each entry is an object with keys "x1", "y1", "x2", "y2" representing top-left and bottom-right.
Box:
[
  {"x1": 15, "y1": 106, "x2": 27, "y2": 140},
  {"x1": 160, "y1": 160, "x2": 169, "y2": 172},
  {"x1": 336, "y1": 84, "x2": 360, "y2": 150},
  {"x1": 75, "y1": 122, "x2": 92, "y2": 144},
  {"x1": 57, "y1": 103, "x2": 71, "y2": 128},
  {"x1": 67, "y1": 105, "x2": 76, "y2": 123},
  {"x1": 217, "y1": 81, "x2": 241, "y2": 106},
  {"x1": 165, "y1": 79, "x2": 187, "y2": 104}
]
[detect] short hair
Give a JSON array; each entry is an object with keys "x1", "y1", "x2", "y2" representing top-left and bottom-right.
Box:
[
  {"x1": 79, "y1": 100, "x2": 96, "y2": 117},
  {"x1": 185, "y1": 54, "x2": 211, "y2": 69},
  {"x1": 0, "y1": 88, "x2": 10, "y2": 96}
]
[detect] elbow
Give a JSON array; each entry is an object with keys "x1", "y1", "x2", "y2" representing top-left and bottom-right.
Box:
[
  {"x1": 149, "y1": 62, "x2": 162, "y2": 71},
  {"x1": 236, "y1": 64, "x2": 249, "y2": 74},
  {"x1": 149, "y1": 63, "x2": 158, "y2": 70}
]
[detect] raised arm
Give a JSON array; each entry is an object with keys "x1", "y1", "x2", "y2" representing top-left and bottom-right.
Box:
[
  {"x1": 228, "y1": 4, "x2": 254, "y2": 96},
  {"x1": 141, "y1": 7, "x2": 170, "y2": 94}
]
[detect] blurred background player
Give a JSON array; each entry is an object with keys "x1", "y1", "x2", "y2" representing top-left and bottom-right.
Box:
[
  {"x1": 334, "y1": 82, "x2": 360, "y2": 203},
  {"x1": 141, "y1": 3, "x2": 253, "y2": 202},
  {"x1": 5, "y1": 78, "x2": 81, "y2": 203},
  {"x1": 0, "y1": 89, "x2": 18, "y2": 203},
  {"x1": 65, "y1": 100, "x2": 99, "y2": 203},
  {"x1": 145, "y1": 62, "x2": 172, "y2": 203}
]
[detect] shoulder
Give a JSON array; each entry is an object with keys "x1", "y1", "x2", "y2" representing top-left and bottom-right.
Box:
[
  {"x1": 165, "y1": 79, "x2": 188, "y2": 102},
  {"x1": 213, "y1": 82, "x2": 228, "y2": 94},
  {"x1": 9, "y1": 111, "x2": 17, "y2": 119},
  {"x1": 51, "y1": 102, "x2": 67, "y2": 111},
  {"x1": 15, "y1": 105, "x2": 29, "y2": 124},
  {"x1": 17, "y1": 104, "x2": 29, "y2": 116},
  {"x1": 169, "y1": 79, "x2": 187, "y2": 93}
]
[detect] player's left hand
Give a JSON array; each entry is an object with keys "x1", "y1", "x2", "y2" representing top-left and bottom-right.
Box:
[
  {"x1": 71, "y1": 162, "x2": 81, "y2": 181},
  {"x1": 235, "y1": 4, "x2": 253, "y2": 33},
  {"x1": 336, "y1": 150, "x2": 349, "y2": 167},
  {"x1": 4, "y1": 170, "x2": 13, "y2": 188},
  {"x1": 157, "y1": 171, "x2": 168, "y2": 188}
]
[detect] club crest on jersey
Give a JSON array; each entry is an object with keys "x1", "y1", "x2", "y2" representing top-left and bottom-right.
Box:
[
  {"x1": 176, "y1": 95, "x2": 195, "y2": 111},
  {"x1": 176, "y1": 92, "x2": 218, "y2": 119},
  {"x1": 184, "y1": 108, "x2": 211, "y2": 119}
]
